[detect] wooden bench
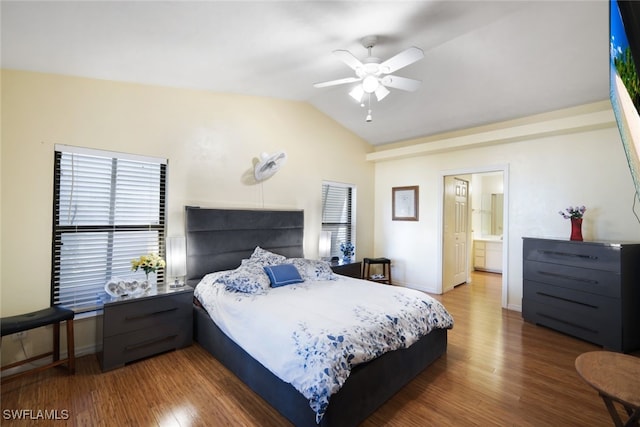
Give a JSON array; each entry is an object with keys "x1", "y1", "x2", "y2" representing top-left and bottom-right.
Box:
[{"x1": 1, "y1": 306, "x2": 75, "y2": 383}]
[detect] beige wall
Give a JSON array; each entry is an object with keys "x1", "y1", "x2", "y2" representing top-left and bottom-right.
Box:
[
  {"x1": 0, "y1": 70, "x2": 374, "y2": 359},
  {"x1": 371, "y1": 101, "x2": 640, "y2": 310},
  {"x1": 4, "y1": 69, "x2": 639, "y2": 364}
]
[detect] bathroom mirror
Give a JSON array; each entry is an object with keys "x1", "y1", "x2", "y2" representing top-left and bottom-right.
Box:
[{"x1": 480, "y1": 193, "x2": 504, "y2": 236}]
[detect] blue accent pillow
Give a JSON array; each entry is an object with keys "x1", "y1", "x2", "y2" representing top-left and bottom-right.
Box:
[{"x1": 263, "y1": 264, "x2": 304, "y2": 288}]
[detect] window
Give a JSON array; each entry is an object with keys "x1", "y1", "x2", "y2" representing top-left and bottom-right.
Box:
[
  {"x1": 52, "y1": 145, "x2": 167, "y2": 313},
  {"x1": 321, "y1": 181, "x2": 356, "y2": 258}
]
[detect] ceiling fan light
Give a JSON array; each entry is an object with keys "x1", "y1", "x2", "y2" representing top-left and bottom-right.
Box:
[
  {"x1": 349, "y1": 85, "x2": 364, "y2": 102},
  {"x1": 362, "y1": 75, "x2": 379, "y2": 93}
]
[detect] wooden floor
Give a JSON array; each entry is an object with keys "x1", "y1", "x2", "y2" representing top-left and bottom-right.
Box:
[{"x1": 1, "y1": 272, "x2": 631, "y2": 426}]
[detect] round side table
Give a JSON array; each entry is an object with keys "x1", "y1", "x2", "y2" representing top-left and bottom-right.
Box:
[{"x1": 575, "y1": 351, "x2": 640, "y2": 427}]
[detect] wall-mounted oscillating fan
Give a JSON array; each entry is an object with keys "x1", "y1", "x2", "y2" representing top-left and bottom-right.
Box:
[
  {"x1": 313, "y1": 35, "x2": 424, "y2": 103},
  {"x1": 254, "y1": 151, "x2": 287, "y2": 181}
]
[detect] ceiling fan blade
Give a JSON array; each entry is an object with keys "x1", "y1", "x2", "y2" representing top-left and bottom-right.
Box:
[
  {"x1": 313, "y1": 76, "x2": 361, "y2": 88},
  {"x1": 379, "y1": 47, "x2": 424, "y2": 74},
  {"x1": 374, "y1": 85, "x2": 390, "y2": 101},
  {"x1": 333, "y1": 49, "x2": 364, "y2": 71},
  {"x1": 381, "y1": 75, "x2": 422, "y2": 92}
]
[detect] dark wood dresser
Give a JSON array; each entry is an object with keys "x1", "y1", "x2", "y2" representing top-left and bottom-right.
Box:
[
  {"x1": 522, "y1": 237, "x2": 640, "y2": 352},
  {"x1": 97, "y1": 285, "x2": 193, "y2": 371}
]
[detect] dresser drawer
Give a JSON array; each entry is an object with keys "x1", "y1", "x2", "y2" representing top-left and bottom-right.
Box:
[
  {"x1": 523, "y1": 281, "x2": 621, "y2": 349},
  {"x1": 101, "y1": 316, "x2": 192, "y2": 371},
  {"x1": 523, "y1": 260, "x2": 620, "y2": 298},
  {"x1": 103, "y1": 292, "x2": 192, "y2": 337},
  {"x1": 523, "y1": 239, "x2": 621, "y2": 272}
]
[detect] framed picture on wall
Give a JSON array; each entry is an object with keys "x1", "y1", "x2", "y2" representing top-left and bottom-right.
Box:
[{"x1": 392, "y1": 186, "x2": 419, "y2": 221}]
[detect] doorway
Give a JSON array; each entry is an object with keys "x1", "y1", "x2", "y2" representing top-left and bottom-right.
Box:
[{"x1": 438, "y1": 165, "x2": 509, "y2": 308}]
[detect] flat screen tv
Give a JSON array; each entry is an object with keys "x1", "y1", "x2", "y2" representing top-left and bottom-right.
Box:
[{"x1": 609, "y1": 0, "x2": 640, "y2": 206}]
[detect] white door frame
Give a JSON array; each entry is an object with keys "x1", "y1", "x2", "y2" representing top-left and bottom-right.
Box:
[{"x1": 437, "y1": 164, "x2": 510, "y2": 308}]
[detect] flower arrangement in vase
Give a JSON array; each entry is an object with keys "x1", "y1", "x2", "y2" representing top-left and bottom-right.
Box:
[
  {"x1": 558, "y1": 205, "x2": 586, "y2": 241},
  {"x1": 339, "y1": 242, "x2": 355, "y2": 262},
  {"x1": 131, "y1": 252, "x2": 165, "y2": 282}
]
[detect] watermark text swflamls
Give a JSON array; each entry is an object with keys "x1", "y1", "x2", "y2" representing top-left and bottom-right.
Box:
[{"x1": 2, "y1": 409, "x2": 70, "y2": 421}]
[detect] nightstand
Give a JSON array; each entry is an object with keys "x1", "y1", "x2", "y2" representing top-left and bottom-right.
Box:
[
  {"x1": 96, "y1": 284, "x2": 193, "y2": 372},
  {"x1": 330, "y1": 260, "x2": 362, "y2": 279}
]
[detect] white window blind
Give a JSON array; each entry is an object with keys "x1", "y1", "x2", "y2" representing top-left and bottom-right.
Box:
[
  {"x1": 52, "y1": 146, "x2": 167, "y2": 313},
  {"x1": 321, "y1": 182, "x2": 355, "y2": 258}
]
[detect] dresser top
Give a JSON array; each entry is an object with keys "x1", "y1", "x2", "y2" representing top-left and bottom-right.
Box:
[
  {"x1": 523, "y1": 236, "x2": 640, "y2": 248},
  {"x1": 101, "y1": 283, "x2": 193, "y2": 306}
]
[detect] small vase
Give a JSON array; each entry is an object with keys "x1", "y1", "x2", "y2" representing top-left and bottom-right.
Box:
[
  {"x1": 570, "y1": 218, "x2": 583, "y2": 241},
  {"x1": 145, "y1": 272, "x2": 157, "y2": 287}
]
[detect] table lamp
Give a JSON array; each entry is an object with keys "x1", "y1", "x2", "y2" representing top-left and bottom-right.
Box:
[
  {"x1": 167, "y1": 236, "x2": 187, "y2": 288},
  {"x1": 319, "y1": 231, "x2": 332, "y2": 260}
]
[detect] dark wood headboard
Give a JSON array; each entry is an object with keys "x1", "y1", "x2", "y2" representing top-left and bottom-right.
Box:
[{"x1": 184, "y1": 207, "x2": 304, "y2": 287}]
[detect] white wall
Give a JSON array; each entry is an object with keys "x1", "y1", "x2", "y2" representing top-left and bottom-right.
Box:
[
  {"x1": 371, "y1": 102, "x2": 640, "y2": 310},
  {"x1": 0, "y1": 70, "x2": 374, "y2": 362}
]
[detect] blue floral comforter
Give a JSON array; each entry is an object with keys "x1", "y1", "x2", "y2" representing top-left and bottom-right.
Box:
[{"x1": 195, "y1": 273, "x2": 454, "y2": 423}]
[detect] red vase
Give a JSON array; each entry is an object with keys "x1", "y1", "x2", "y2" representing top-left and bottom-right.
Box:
[{"x1": 570, "y1": 218, "x2": 583, "y2": 241}]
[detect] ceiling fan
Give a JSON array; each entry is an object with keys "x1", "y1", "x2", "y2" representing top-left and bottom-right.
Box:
[{"x1": 314, "y1": 35, "x2": 424, "y2": 106}]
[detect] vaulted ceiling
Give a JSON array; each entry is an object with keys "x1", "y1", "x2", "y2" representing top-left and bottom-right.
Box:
[{"x1": 1, "y1": 1, "x2": 609, "y2": 145}]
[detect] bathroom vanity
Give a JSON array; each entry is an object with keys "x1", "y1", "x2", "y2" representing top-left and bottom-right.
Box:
[{"x1": 474, "y1": 238, "x2": 503, "y2": 273}]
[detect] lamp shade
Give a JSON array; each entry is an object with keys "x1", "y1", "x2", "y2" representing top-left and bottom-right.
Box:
[
  {"x1": 167, "y1": 236, "x2": 187, "y2": 279},
  {"x1": 319, "y1": 231, "x2": 332, "y2": 259},
  {"x1": 349, "y1": 85, "x2": 365, "y2": 103}
]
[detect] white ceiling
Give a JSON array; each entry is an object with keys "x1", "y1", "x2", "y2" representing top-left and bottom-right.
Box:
[{"x1": 1, "y1": 1, "x2": 609, "y2": 146}]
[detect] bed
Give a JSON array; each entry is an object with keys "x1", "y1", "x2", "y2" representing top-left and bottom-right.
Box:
[{"x1": 185, "y1": 206, "x2": 452, "y2": 426}]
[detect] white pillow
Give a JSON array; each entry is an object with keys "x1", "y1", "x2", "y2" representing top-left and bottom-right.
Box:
[
  {"x1": 249, "y1": 246, "x2": 287, "y2": 266},
  {"x1": 216, "y1": 261, "x2": 271, "y2": 293},
  {"x1": 288, "y1": 258, "x2": 337, "y2": 281}
]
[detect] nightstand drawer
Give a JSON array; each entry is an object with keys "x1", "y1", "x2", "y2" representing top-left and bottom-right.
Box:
[
  {"x1": 98, "y1": 286, "x2": 194, "y2": 372},
  {"x1": 104, "y1": 292, "x2": 192, "y2": 337},
  {"x1": 101, "y1": 316, "x2": 192, "y2": 371}
]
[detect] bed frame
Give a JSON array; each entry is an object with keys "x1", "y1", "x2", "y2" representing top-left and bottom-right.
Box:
[{"x1": 185, "y1": 206, "x2": 447, "y2": 426}]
